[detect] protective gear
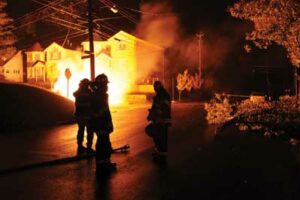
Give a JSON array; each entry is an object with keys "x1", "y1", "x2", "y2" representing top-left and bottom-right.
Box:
[
  {"x1": 146, "y1": 82, "x2": 171, "y2": 160},
  {"x1": 73, "y1": 79, "x2": 94, "y2": 152},
  {"x1": 90, "y1": 77, "x2": 116, "y2": 174},
  {"x1": 79, "y1": 78, "x2": 90, "y2": 88},
  {"x1": 95, "y1": 73, "x2": 109, "y2": 85}
]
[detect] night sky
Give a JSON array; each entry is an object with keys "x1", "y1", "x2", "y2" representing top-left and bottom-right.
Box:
[{"x1": 5, "y1": 0, "x2": 294, "y2": 96}]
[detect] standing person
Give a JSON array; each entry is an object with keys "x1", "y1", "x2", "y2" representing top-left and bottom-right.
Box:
[
  {"x1": 146, "y1": 81, "x2": 171, "y2": 163},
  {"x1": 73, "y1": 78, "x2": 94, "y2": 154},
  {"x1": 91, "y1": 73, "x2": 116, "y2": 175}
]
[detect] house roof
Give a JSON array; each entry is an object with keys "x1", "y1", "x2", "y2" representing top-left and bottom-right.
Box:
[
  {"x1": 44, "y1": 42, "x2": 79, "y2": 53},
  {"x1": 110, "y1": 31, "x2": 163, "y2": 50},
  {"x1": 27, "y1": 42, "x2": 43, "y2": 52},
  {"x1": 1, "y1": 51, "x2": 21, "y2": 67},
  {"x1": 0, "y1": 58, "x2": 6, "y2": 66},
  {"x1": 31, "y1": 60, "x2": 45, "y2": 67}
]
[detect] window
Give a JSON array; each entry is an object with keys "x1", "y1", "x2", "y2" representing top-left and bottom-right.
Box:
[
  {"x1": 34, "y1": 53, "x2": 41, "y2": 61},
  {"x1": 50, "y1": 48, "x2": 61, "y2": 60},
  {"x1": 119, "y1": 42, "x2": 126, "y2": 50}
]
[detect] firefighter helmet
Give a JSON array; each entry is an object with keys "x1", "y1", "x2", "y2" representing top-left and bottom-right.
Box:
[
  {"x1": 95, "y1": 73, "x2": 109, "y2": 84},
  {"x1": 79, "y1": 78, "x2": 90, "y2": 88}
]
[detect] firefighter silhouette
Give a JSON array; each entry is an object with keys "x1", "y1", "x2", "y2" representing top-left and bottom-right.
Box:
[
  {"x1": 90, "y1": 73, "x2": 116, "y2": 174},
  {"x1": 146, "y1": 81, "x2": 171, "y2": 163},
  {"x1": 73, "y1": 78, "x2": 94, "y2": 154}
]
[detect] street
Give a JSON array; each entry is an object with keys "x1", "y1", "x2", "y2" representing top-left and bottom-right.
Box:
[
  {"x1": 0, "y1": 103, "x2": 213, "y2": 200},
  {"x1": 1, "y1": 102, "x2": 299, "y2": 200}
]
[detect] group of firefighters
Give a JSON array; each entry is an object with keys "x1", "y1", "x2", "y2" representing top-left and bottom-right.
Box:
[{"x1": 73, "y1": 73, "x2": 171, "y2": 175}]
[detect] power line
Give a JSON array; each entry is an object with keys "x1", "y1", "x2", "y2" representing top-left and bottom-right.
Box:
[
  {"x1": 124, "y1": 7, "x2": 174, "y2": 16},
  {"x1": 17, "y1": 28, "x2": 68, "y2": 47},
  {"x1": 99, "y1": 0, "x2": 138, "y2": 24},
  {"x1": 17, "y1": 31, "x2": 87, "y2": 50},
  {"x1": 12, "y1": 0, "x2": 64, "y2": 25},
  {"x1": 10, "y1": 0, "x2": 86, "y2": 34},
  {"x1": 32, "y1": 0, "x2": 87, "y2": 23}
]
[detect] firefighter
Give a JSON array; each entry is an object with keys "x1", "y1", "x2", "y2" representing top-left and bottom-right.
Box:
[
  {"x1": 91, "y1": 73, "x2": 116, "y2": 174},
  {"x1": 146, "y1": 81, "x2": 171, "y2": 163},
  {"x1": 73, "y1": 78, "x2": 94, "y2": 154}
]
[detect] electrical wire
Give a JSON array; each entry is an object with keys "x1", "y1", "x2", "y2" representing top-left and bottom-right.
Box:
[
  {"x1": 61, "y1": 29, "x2": 70, "y2": 47},
  {"x1": 12, "y1": 0, "x2": 64, "y2": 25},
  {"x1": 99, "y1": 0, "x2": 138, "y2": 24},
  {"x1": 17, "y1": 31, "x2": 87, "y2": 50},
  {"x1": 124, "y1": 7, "x2": 174, "y2": 16},
  {"x1": 9, "y1": 0, "x2": 86, "y2": 33}
]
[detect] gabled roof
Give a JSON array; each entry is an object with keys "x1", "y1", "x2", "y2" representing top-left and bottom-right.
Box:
[
  {"x1": 44, "y1": 42, "x2": 79, "y2": 53},
  {"x1": 31, "y1": 60, "x2": 45, "y2": 67},
  {"x1": 44, "y1": 42, "x2": 64, "y2": 51},
  {"x1": 0, "y1": 58, "x2": 6, "y2": 66},
  {"x1": 1, "y1": 51, "x2": 21, "y2": 67},
  {"x1": 109, "y1": 31, "x2": 163, "y2": 50},
  {"x1": 95, "y1": 45, "x2": 111, "y2": 58},
  {"x1": 27, "y1": 42, "x2": 43, "y2": 52}
]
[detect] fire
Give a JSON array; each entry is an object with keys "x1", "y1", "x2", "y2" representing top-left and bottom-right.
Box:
[{"x1": 52, "y1": 58, "x2": 131, "y2": 105}]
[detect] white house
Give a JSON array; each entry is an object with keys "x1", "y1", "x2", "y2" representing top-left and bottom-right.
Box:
[
  {"x1": 3, "y1": 51, "x2": 24, "y2": 82},
  {"x1": 3, "y1": 31, "x2": 163, "y2": 96}
]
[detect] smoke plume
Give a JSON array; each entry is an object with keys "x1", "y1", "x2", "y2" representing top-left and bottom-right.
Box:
[{"x1": 135, "y1": 1, "x2": 251, "y2": 93}]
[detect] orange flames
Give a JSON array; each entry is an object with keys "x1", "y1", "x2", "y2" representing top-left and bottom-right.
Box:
[{"x1": 52, "y1": 58, "x2": 131, "y2": 105}]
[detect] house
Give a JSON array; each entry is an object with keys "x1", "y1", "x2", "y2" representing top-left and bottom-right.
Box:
[
  {"x1": 27, "y1": 43, "x2": 46, "y2": 84},
  {"x1": 81, "y1": 31, "x2": 164, "y2": 93},
  {"x1": 3, "y1": 51, "x2": 24, "y2": 82},
  {"x1": 3, "y1": 31, "x2": 163, "y2": 99},
  {"x1": 0, "y1": 59, "x2": 5, "y2": 80}
]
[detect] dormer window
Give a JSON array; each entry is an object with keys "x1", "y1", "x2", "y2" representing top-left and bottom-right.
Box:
[
  {"x1": 34, "y1": 53, "x2": 41, "y2": 61},
  {"x1": 49, "y1": 48, "x2": 61, "y2": 60},
  {"x1": 119, "y1": 42, "x2": 126, "y2": 50}
]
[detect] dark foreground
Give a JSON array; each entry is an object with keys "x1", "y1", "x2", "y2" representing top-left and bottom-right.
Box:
[{"x1": 0, "y1": 103, "x2": 299, "y2": 200}]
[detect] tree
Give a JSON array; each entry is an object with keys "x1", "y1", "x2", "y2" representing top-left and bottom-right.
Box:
[
  {"x1": 229, "y1": 0, "x2": 300, "y2": 99},
  {"x1": 176, "y1": 69, "x2": 202, "y2": 101},
  {"x1": 177, "y1": 70, "x2": 193, "y2": 101},
  {"x1": 229, "y1": 0, "x2": 300, "y2": 67},
  {"x1": 0, "y1": 1, "x2": 16, "y2": 61}
]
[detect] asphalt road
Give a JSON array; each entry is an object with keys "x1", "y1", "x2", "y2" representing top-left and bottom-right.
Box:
[{"x1": 0, "y1": 102, "x2": 299, "y2": 200}]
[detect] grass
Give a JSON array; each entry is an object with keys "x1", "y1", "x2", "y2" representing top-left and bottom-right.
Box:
[{"x1": 0, "y1": 82, "x2": 75, "y2": 133}]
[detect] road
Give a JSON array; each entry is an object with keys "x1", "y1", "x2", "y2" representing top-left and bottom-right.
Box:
[
  {"x1": 0, "y1": 102, "x2": 299, "y2": 200},
  {"x1": 0, "y1": 102, "x2": 215, "y2": 200}
]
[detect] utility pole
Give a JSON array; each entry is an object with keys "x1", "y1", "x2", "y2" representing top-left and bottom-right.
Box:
[
  {"x1": 294, "y1": 66, "x2": 298, "y2": 97},
  {"x1": 196, "y1": 32, "x2": 204, "y2": 79},
  {"x1": 88, "y1": 0, "x2": 95, "y2": 81}
]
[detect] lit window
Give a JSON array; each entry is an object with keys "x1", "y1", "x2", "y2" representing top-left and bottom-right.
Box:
[
  {"x1": 119, "y1": 42, "x2": 126, "y2": 50},
  {"x1": 34, "y1": 54, "x2": 40, "y2": 61},
  {"x1": 50, "y1": 48, "x2": 61, "y2": 60}
]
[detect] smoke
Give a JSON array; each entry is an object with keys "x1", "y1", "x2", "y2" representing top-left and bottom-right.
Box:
[
  {"x1": 135, "y1": 1, "x2": 251, "y2": 93},
  {"x1": 136, "y1": 2, "x2": 180, "y2": 48},
  {"x1": 135, "y1": 1, "x2": 180, "y2": 80}
]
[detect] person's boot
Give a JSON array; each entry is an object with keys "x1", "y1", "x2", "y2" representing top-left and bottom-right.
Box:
[{"x1": 77, "y1": 145, "x2": 86, "y2": 154}]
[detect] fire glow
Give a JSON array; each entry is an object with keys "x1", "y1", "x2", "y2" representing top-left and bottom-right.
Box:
[{"x1": 53, "y1": 58, "x2": 131, "y2": 105}]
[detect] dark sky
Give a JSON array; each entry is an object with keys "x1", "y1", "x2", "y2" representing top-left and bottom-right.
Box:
[
  {"x1": 6, "y1": 0, "x2": 234, "y2": 42},
  {"x1": 5, "y1": 0, "x2": 294, "y2": 95}
]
